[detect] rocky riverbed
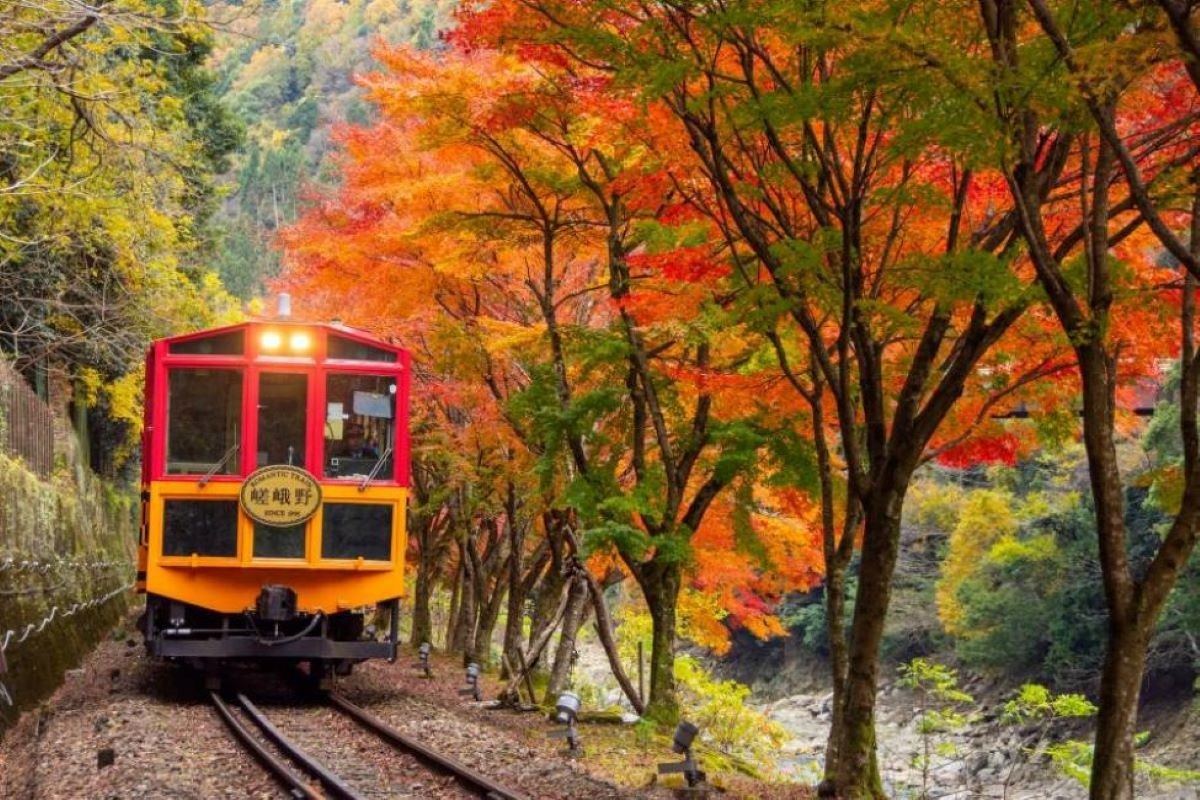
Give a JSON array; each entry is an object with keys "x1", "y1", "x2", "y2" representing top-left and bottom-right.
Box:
[{"x1": 761, "y1": 684, "x2": 1199, "y2": 800}]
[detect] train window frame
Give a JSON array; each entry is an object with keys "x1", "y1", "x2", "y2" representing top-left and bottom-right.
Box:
[
  {"x1": 325, "y1": 332, "x2": 398, "y2": 363},
  {"x1": 159, "y1": 497, "x2": 241, "y2": 560},
  {"x1": 163, "y1": 367, "x2": 246, "y2": 479},
  {"x1": 318, "y1": 500, "x2": 398, "y2": 563},
  {"x1": 149, "y1": 323, "x2": 410, "y2": 487},
  {"x1": 321, "y1": 372, "x2": 398, "y2": 483},
  {"x1": 254, "y1": 371, "x2": 311, "y2": 471},
  {"x1": 168, "y1": 329, "x2": 244, "y2": 356}
]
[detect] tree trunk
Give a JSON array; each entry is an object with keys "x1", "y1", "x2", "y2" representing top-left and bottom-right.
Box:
[
  {"x1": 823, "y1": 555, "x2": 850, "y2": 768},
  {"x1": 500, "y1": 582, "x2": 570, "y2": 699},
  {"x1": 830, "y1": 495, "x2": 905, "y2": 799},
  {"x1": 410, "y1": 523, "x2": 436, "y2": 647},
  {"x1": 501, "y1": 498, "x2": 526, "y2": 679},
  {"x1": 450, "y1": 541, "x2": 476, "y2": 655},
  {"x1": 579, "y1": 564, "x2": 645, "y2": 715},
  {"x1": 545, "y1": 575, "x2": 589, "y2": 701},
  {"x1": 638, "y1": 561, "x2": 682, "y2": 723},
  {"x1": 528, "y1": 567, "x2": 566, "y2": 663},
  {"x1": 504, "y1": 541, "x2": 549, "y2": 678},
  {"x1": 445, "y1": 558, "x2": 462, "y2": 650},
  {"x1": 473, "y1": 555, "x2": 510, "y2": 665},
  {"x1": 1090, "y1": 622, "x2": 1149, "y2": 799}
]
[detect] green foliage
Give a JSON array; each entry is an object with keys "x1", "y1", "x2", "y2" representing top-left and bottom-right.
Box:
[
  {"x1": 953, "y1": 532, "x2": 1062, "y2": 672},
  {"x1": 204, "y1": 0, "x2": 459, "y2": 296},
  {"x1": 1044, "y1": 740, "x2": 1094, "y2": 787},
  {"x1": 922, "y1": 453, "x2": 1198, "y2": 687},
  {"x1": 898, "y1": 659, "x2": 974, "y2": 709},
  {"x1": 1038, "y1": 731, "x2": 1200, "y2": 790},
  {"x1": 898, "y1": 659, "x2": 973, "y2": 795},
  {"x1": 1001, "y1": 683, "x2": 1097, "y2": 725},
  {"x1": 674, "y1": 654, "x2": 787, "y2": 770}
]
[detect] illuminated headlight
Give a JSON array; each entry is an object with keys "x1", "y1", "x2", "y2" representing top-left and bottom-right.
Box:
[
  {"x1": 261, "y1": 331, "x2": 282, "y2": 351},
  {"x1": 289, "y1": 331, "x2": 312, "y2": 352}
]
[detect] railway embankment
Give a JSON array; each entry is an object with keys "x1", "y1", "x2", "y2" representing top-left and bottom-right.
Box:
[{"x1": 0, "y1": 364, "x2": 137, "y2": 732}]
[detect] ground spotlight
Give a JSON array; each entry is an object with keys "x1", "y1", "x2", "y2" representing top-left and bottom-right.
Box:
[
  {"x1": 658, "y1": 720, "x2": 705, "y2": 787},
  {"x1": 457, "y1": 661, "x2": 482, "y2": 702},
  {"x1": 547, "y1": 691, "x2": 582, "y2": 753},
  {"x1": 415, "y1": 642, "x2": 432, "y2": 678}
]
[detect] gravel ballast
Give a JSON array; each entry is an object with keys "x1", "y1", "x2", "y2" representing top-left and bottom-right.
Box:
[{"x1": 0, "y1": 619, "x2": 662, "y2": 799}]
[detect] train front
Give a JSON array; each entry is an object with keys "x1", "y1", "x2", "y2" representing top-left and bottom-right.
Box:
[{"x1": 137, "y1": 320, "x2": 410, "y2": 678}]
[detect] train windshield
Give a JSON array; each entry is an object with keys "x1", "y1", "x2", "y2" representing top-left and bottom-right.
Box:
[
  {"x1": 166, "y1": 368, "x2": 243, "y2": 476},
  {"x1": 257, "y1": 372, "x2": 308, "y2": 467},
  {"x1": 323, "y1": 373, "x2": 395, "y2": 480}
]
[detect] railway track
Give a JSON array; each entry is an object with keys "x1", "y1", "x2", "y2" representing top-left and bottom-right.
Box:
[{"x1": 210, "y1": 689, "x2": 529, "y2": 800}]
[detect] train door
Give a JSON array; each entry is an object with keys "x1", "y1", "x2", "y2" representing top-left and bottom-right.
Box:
[{"x1": 252, "y1": 371, "x2": 310, "y2": 559}]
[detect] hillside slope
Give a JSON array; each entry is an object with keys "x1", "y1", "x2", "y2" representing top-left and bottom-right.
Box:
[{"x1": 205, "y1": 0, "x2": 456, "y2": 296}]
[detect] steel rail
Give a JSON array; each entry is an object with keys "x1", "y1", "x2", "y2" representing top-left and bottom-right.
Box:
[
  {"x1": 208, "y1": 691, "x2": 321, "y2": 800},
  {"x1": 328, "y1": 692, "x2": 530, "y2": 800},
  {"x1": 235, "y1": 692, "x2": 366, "y2": 800}
]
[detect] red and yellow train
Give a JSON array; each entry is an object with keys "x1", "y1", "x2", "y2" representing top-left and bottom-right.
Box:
[{"x1": 137, "y1": 313, "x2": 410, "y2": 679}]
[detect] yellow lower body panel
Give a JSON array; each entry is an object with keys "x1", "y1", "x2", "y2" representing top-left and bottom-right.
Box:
[
  {"x1": 146, "y1": 566, "x2": 404, "y2": 614},
  {"x1": 144, "y1": 479, "x2": 407, "y2": 615}
]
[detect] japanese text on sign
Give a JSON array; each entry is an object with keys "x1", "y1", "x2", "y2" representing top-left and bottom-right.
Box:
[{"x1": 239, "y1": 465, "x2": 322, "y2": 527}]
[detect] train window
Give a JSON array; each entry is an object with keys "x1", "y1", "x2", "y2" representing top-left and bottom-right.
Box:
[
  {"x1": 169, "y1": 330, "x2": 244, "y2": 356},
  {"x1": 162, "y1": 500, "x2": 238, "y2": 557},
  {"x1": 253, "y1": 521, "x2": 306, "y2": 559},
  {"x1": 321, "y1": 503, "x2": 393, "y2": 561},
  {"x1": 257, "y1": 373, "x2": 307, "y2": 467},
  {"x1": 323, "y1": 373, "x2": 395, "y2": 480},
  {"x1": 326, "y1": 334, "x2": 396, "y2": 363},
  {"x1": 166, "y1": 369, "x2": 243, "y2": 475}
]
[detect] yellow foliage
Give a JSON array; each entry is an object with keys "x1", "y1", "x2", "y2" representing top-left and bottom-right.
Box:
[
  {"x1": 76, "y1": 368, "x2": 103, "y2": 408},
  {"x1": 936, "y1": 489, "x2": 1018, "y2": 636},
  {"x1": 678, "y1": 588, "x2": 732, "y2": 654}
]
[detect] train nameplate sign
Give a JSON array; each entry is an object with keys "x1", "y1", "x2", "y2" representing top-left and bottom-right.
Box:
[{"x1": 239, "y1": 465, "x2": 322, "y2": 527}]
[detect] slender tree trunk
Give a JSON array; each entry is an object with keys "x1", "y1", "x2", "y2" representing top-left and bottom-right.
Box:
[
  {"x1": 1076, "y1": 341, "x2": 1138, "y2": 799},
  {"x1": 450, "y1": 541, "x2": 476, "y2": 655},
  {"x1": 501, "y1": 582, "x2": 570, "y2": 699},
  {"x1": 445, "y1": 559, "x2": 462, "y2": 650},
  {"x1": 501, "y1": 496, "x2": 525, "y2": 679},
  {"x1": 545, "y1": 575, "x2": 589, "y2": 701},
  {"x1": 528, "y1": 567, "x2": 566, "y2": 662},
  {"x1": 473, "y1": 555, "x2": 510, "y2": 665},
  {"x1": 504, "y1": 542, "x2": 549, "y2": 678},
  {"x1": 579, "y1": 563, "x2": 645, "y2": 715},
  {"x1": 410, "y1": 517, "x2": 437, "y2": 647},
  {"x1": 638, "y1": 561, "x2": 682, "y2": 723},
  {"x1": 831, "y1": 494, "x2": 906, "y2": 799}
]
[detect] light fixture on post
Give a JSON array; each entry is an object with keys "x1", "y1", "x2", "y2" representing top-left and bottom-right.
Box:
[
  {"x1": 415, "y1": 642, "x2": 432, "y2": 678},
  {"x1": 658, "y1": 721, "x2": 705, "y2": 788},
  {"x1": 546, "y1": 690, "x2": 582, "y2": 754},
  {"x1": 457, "y1": 661, "x2": 482, "y2": 702}
]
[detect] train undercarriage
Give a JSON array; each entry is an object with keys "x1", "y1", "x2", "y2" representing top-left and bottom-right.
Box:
[{"x1": 140, "y1": 590, "x2": 400, "y2": 682}]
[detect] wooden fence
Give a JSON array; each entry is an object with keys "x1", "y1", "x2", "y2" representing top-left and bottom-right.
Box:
[{"x1": 0, "y1": 362, "x2": 54, "y2": 479}]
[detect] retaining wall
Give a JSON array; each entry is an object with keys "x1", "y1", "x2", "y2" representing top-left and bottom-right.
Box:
[{"x1": 0, "y1": 447, "x2": 137, "y2": 733}]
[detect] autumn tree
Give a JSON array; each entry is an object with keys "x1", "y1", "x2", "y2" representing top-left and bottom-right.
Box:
[
  {"x1": 0, "y1": 0, "x2": 242, "y2": 473},
  {"x1": 932, "y1": 3, "x2": 1199, "y2": 796},
  {"x1": 459, "y1": 2, "x2": 1088, "y2": 793},
  {"x1": 278, "y1": 40, "x2": 826, "y2": 719}
]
